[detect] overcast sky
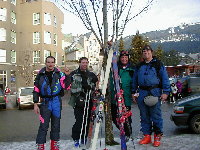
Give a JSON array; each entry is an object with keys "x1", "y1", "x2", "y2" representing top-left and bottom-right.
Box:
[{"x1": 62, "y1": 0, "x2": 200, "y2": 37}]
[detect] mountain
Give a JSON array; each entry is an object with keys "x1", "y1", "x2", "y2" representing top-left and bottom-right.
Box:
[{"x1": 124, "y1": 22, "x2": 200, "y2": 54}]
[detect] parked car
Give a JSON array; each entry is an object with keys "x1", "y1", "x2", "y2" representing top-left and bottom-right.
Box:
[
  {"x1": 171, "y1": 94, "x2": 200, "y2": 133},
  {"x1": 16, "y1": 87, "x2": 34, "y2": 110},
  {"x1": 0, "y1": 89, "x2": 6, "y2": 109}
]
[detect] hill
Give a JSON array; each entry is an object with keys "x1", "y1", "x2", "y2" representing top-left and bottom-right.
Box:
[{"x1": 124, "y1": 22, "x2": 200, "y2": 53}]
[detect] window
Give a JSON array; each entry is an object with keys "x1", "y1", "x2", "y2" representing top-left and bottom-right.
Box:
[
  {"x1": 53, "y1": 33, "x2": 57, "y2": 46},
  {"x1": 44, "y1": 50, "x2": 51, "y2": 62},
  {"x1": 11, "y1": 30, "x2": 16, "y2": 44},
  {"x1": 33, "y1": 50, "x2": 40, "y2": 63},
  {"x1": 33, "y1": 32, "x2": 40, "y2": 44},
  {"x1": 62, "y1": 55, "x2": 64, "y2": 65},
  {"x1": 11, "y1": 11, "x2": 16, "y2": 24},
  {"x1": 0, "y1": 8, "x2": 7, "y2": 21},
  {"x1": 11, "y1": 50, "x2": 16, "y2": 63},
  {"x1": 44, "y1": 13, "x2": 51, "y2": 25},
  {"x1": 0, "y1": 49, "x2": 6, "y2": 62},
  {"x1": 53, "y1": 52, "x2": 57, "y2": 64},
  {"x1": 54, "y1": 16, "x2": 57, "y2": 27},
  {"x1": 33, "y1": 13, "x2": 40, "y2": 25},
  {"x1": 44, "y1": 31, "x2": 51, "y2": 44},
  {"x1": 11, "y1": 0, "x2": 16, "y2": 5},
  {"x1": 0, "y1": 28, "x2": 6, "y2": 41}
]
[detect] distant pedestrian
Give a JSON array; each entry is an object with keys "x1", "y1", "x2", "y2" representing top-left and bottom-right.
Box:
[
  {"x1": 33, "y1": 56, "x2": 71, "y2": 150},
  {"x1": 5, "y1": 87, "x2": 11, "y2": 95},
  {"x1": 170, "y1": 83, "x2": 178, "y2": 103},
  {"x1": 132, "y1": 45, "x2": 170, "y2": 147},
  {"x1": 176, "y1": 79, "x2": 183, "y2": 99}
]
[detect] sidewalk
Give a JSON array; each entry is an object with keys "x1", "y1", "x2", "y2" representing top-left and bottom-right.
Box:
[{"x1": 0, "y1": 134, "x2": 199, "y2": 150}]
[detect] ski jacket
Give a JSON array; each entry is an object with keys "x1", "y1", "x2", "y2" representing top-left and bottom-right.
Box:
[
  {"x1": 68, "y1": 68, "x2": 98, "y2": 108},
  {"x1": 171, "y1": 84, "x2": 178, "y2": 94},
  {"x1": 176, "y1": 81, "x2": 183, "y2": 93},
  {"x1": 132, "y1": 58, "x2": 170, "y2": 96},
  {"x1": 33, "y1": 67, "x2": 71, "y2": 118},
  {"x1": 110, "y1": 63, "x2": 134, "y2": 107}
]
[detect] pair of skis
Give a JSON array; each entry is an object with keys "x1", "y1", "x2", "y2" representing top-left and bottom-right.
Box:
[{"x1": 90, "y1": 49, "x2": 131, "y2": 150}]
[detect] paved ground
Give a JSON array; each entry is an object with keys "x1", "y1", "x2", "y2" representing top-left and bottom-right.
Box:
[{"x1": 0, "y1": 134, "x2": 200, "y2": 150}]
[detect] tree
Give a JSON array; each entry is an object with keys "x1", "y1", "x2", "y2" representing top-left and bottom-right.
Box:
[
  {"x1": 162, "y1": 50, "x2": 181, "y2": 66},
  {"x1": 63, "y1": 0, "x2": 154, "y2": 145},
  {"x1": 129, "y1": 31, "x2": 149, "y2": 65},
  {"x1": 118, "y1": 36, "x2": 125, "y2": 52},
  {"x1": 154, "y1": 45, "x2": 164, "y2": 60}
]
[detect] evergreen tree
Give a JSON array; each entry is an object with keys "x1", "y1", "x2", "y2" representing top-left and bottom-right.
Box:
[
  {"x1": 129, "y1": 31, "x2": 149, "y2": 65},
  {"x1": 154, "y1": 45, "x2": 164, "y2": 60},
  {"x1": 118, "y1": 36, "x2": 125, "y2": 52},
  {"x1": 162, "y1": 50, "x2": 181, "y2": 66}
]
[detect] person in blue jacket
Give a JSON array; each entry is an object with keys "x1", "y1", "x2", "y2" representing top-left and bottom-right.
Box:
[
  {"x1": 33, "y1": 56, "x2": 71, "y2": 150},
  {"x1": 132, "y1": 45, "x2": 170, "y2": 147}
]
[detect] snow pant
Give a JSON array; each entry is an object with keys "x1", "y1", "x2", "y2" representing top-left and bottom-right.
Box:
[
  {"x1": 137, "y1": 96, "x2": 163, "y2": 135},
  {"x1": 111, "y1": 104, "x2": 132, "y2": 137},
  {"x1": 72, "y1": 104, "x2": 92, "y2": 141},
  {"x1": 36, "y1": 104, "x2": 60, "y2": 144}
]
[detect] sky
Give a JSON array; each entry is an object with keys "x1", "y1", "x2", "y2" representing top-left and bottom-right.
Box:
[{"x1": 62, "y1": 0, "x2": 200, "y2": 37}]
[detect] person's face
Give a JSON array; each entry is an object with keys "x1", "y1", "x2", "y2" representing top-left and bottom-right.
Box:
[
  {"x1": 80, "y1": 59, "x2": 89, "y2": 71},
  {"x1": 120, "y1": 56, "x2": 129, "y2": 65},
  {"x1": 142, "y1": 49, "x2": 153, "y2": 61},
  {"x1": 45, "y1": 58, "x2": 55, "y2": 71}
]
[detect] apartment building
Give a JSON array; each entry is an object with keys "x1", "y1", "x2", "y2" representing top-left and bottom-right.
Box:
[
  {"x1": 0, "y1": 0, "x2": 64, "y2": 91},
  {"x1": 64, "y1": 32, "x2": 102, "y2": 74}
]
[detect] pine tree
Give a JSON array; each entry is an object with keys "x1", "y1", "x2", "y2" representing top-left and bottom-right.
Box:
[
  {"x1": 129, "y1": 31, "x2": 149, "y2": 65},
  {"x1": 154, "y1": 45, "x2": 164, "y2": 60},
  {"x1": 118, "y1": 36, "x2": 125, "y2": 52}
]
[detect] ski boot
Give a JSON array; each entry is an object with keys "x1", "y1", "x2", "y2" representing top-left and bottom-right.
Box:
[
  {"x1": 74, "y1": 140, "x2": 80, "y2": 148},
  {"x1": 139, "y1": 134, "x2": 152, "y2": 144},
  {"x1": 153, "y1": 134, "x2": 162, "y2": 147},
  {"x1": 37, "y1": 144, "x2": 44, "y2": 150},
  {"x1": 50, "y1": 140, "x2": 59, "y2": 150}
]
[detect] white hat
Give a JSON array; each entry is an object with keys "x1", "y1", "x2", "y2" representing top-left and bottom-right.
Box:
[{"x1": 144, "y1": 96, "x2": 158, "y2": 106}]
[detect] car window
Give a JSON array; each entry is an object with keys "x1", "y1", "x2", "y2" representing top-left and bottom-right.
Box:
[
  {"x1": 20, "y1": 88, "x2": 33, "y2": 96},
  {"x1": 0, "y1": 90, "x2": 4, "y2": 96}
]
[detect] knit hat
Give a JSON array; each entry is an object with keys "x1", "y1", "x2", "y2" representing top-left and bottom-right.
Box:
[{"x1": 142, "y1": 45, "x2": 153, "y2": 52}]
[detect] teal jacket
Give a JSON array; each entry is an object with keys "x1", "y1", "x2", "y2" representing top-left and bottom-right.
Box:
[{"x1": 110, "y1": 63, "x2": 134, "y2": 107}]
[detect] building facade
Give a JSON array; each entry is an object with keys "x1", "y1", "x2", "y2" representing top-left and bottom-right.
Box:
[
  {"x1": 64, "y1": 32, "x2": 102, "y2": 74},
  {"x1": 0, "y1": 0, "x2": 64, "y2": 92}
]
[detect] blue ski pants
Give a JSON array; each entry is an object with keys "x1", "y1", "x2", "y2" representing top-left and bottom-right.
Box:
[
  {"x1": 137, "y1": 95, "x2": 163, "y2": 135},
  {"x1": 36, "y1": 104, "x2": 60, "y2": 144}
]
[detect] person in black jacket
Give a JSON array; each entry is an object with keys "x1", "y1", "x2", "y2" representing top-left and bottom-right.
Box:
[
  {"x1": 68, "y1": 57, "x2": 98, "y2": 147},
  {"x1": 33, "y1": 56, "x2": 71, "y2": 150}
]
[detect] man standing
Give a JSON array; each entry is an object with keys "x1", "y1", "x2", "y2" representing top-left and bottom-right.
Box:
[
  {"x1": 110, "y1": 50, "x2": 134, "y2": 141},
  {"x1": 132, "y1": 45, "x2": 170, "y2": 147},
  {"x1": 68, "y1": 57, "x2": 98, "y2": 147},
  {"x1": 33, "y1": 56, "x2": 71, "y2": 150}
]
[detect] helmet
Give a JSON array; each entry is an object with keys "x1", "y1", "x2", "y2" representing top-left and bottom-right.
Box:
[{"x1": 144, "y1": 96, "x2": 158, "y2": 106}]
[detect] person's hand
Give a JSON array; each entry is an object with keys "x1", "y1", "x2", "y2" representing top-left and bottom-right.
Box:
[
  {"x1": 34, "y1": 103, "x2": 40, "y2": 114},
  {"x1": 64, "y1": 67, "x2": 70, "y2": 75},
  {"x1": 132, "y1": 94, "x2": 137, "y2": 103},
  {"x1": 160, "y1": 94, "x2": 168, "y2": 101}
]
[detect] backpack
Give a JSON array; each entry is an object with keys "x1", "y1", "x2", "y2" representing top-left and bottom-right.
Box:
[{"x1": 136, "y1": 59, "x2": 163, "y2": 82}]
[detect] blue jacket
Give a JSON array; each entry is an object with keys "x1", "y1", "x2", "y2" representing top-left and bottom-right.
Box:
[
  {"x1": 132, "y1": 58, "x2": 170, "y2": 97},
  {"x1": 33, "y1": 67, "x2": 71, "y2": 118}
]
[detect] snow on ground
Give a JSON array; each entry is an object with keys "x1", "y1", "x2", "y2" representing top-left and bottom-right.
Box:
[{"x1": 0, "y1": 135, "x2": 200, "y2": 150}]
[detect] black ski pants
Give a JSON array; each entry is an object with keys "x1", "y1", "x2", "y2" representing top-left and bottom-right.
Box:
[
  {"x1": 111, "y1": 104, "x2": 132, "y2": 137},
  {"x1": 72, "y1": 104, "x2": 92, "y2": 141},
  {"x1": 36, "y1": 104, "x2": 60, "y2": 144}
]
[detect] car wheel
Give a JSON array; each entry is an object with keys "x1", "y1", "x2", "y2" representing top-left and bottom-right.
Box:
[
  {"x1": 3, "y1": 104, "x2": 6, "y2": 109},
  {"x1": 190, "y1": 114, "x2": 200, "y2": 134}
]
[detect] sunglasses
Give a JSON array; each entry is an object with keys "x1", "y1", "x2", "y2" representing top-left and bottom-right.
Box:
[{"x1": 121, "y1": 51, "x2": 129, "y2": 54}]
